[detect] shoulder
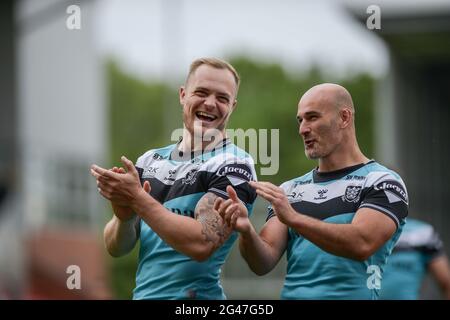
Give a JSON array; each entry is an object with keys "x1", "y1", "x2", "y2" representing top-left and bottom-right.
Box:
[
  {"x1": 363, "y1": 162, "x2": 404, "y2": 182},
  {"x1": 362, "y1": 162, "x2": 408, "y2": 201},
  {"x1": 202, "y1": 143, "x2": 257, "y2": 177},
  {"x1": 403, "y1": 218, "x2": 435, "y2": 236},
  {"x1": 223, "y1": 143, "x2": 256, "y2": 164},
  {"x1": 136, "y1": 144, "x2": 175, "y2": 167},
  {"x1": 279, "y1": 170, "x2": 315, "y2": 193},
  {"x1": 397, "y1": 218, "x2": 442, "y2": 251}
]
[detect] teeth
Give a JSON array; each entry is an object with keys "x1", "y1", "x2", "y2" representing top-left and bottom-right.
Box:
[{"x1": 196, "y1": 111, "x2": 217, "y2": 120}]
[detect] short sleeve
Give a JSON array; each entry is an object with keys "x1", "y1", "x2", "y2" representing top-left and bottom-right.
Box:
[
  {"x1": 135, "y1": 150, "x2": 154, "y2": 185},
  {"x1": 359, "y1": 173, "x2": 409, "y2": 228},
  {"x1": 423, "y1": 228, "x2": 445, "y2": 264},
  {"x1": 207, "y1": 160, "x2": 257, "y2": 206}
]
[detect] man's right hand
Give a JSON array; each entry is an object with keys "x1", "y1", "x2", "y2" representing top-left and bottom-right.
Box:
[
  {"x1": 108, "y1": 167, "x2": 135, "y2": 221},
  {"x1": 215, "y1": 185, "x2": 251, "y2": 234}
]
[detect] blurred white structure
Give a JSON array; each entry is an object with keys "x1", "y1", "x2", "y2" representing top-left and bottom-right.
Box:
[{"x1": 0, "y1": 0, "x2": 109, "y2": 299}]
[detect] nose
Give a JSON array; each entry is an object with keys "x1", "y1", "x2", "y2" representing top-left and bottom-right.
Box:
[
  {"x1": 299, "y1": 121, "x2": 311, "y2": 137},
  {"x1": 204, "y1": 94, "x2": 216, "y2": 110}
]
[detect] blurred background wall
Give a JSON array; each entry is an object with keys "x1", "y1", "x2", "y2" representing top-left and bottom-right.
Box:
[
  {"x1": 1, "y1": 0, "x2": 109, "y2": 299},
  {"x1": 347, "y1": 0, "x2": 450, "y2": 299},
  {"x1": 1, "y1": 0, "x2": 449, "y2": 299}
]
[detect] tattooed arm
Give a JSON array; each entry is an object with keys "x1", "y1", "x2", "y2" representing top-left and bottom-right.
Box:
[
  {"x1": 194, "y1": 192, "x2": 234, "y2": 254},
  {"x1": 130, "y1": 190, "x2": 233, "y2": 261}
]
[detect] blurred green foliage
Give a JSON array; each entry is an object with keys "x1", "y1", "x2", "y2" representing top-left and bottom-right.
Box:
[{"x1": 106, "y1": 57, "x2": 376, "y2": 299}]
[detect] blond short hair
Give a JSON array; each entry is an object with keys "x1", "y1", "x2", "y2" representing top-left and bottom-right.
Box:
[{"x1": 186, "y1": 57, "x2": 240, "y2": 92}]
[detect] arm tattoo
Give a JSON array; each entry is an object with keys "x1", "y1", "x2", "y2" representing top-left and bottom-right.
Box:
[{"x1": 195, "y1": 192, "x2": 231, "y2": 248}]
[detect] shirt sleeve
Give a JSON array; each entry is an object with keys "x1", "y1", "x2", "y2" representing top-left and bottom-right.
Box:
[
  {"x1": 423, "y1": 228, "x2": 445, "y2": 264},
  {"x1": 207, "y1": 160, "x2": 257, "y2": 206},
  {"x1": 359, "y1": 173, "x2": 409, "y2": 229},
  {"x1": 135, "y1": 150, "x2": 154, "y2": 185}
]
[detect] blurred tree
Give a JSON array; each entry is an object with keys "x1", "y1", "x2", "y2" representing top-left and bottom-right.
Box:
[
  {"x1": 106, "y1": 58, "x2": 376, "y2": 299},
  {"x1": 108, "y1": 61, "x2": 178, "y2": 166}
]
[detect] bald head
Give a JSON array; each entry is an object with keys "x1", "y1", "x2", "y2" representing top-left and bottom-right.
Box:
[{"x1": 300, "y1": 83, "x2": 354, "y2": 114}]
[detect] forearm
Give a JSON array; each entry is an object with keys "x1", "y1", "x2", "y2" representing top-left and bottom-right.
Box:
[
  {"x1": 130, "y1": 190, "x2": 211, "y2": 261},
  {"x1": 287, "y1": 213, "x2": 371, "y2": 261},
  {"x1": 429, "y1": 256, "x2": 450, "y2": 300},
  {"x1": 239, "y1": 226, "x2": 281, "y2": 275},
  {"x1": 104, "y1": 215, "x2": 139, "y2": 257}
]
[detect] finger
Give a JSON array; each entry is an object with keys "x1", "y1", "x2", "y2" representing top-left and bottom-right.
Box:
[
  {"x1": 214, "y1": 197, "x2": 224, "y2": 211},
  {"x1": 97, "y1": 181, "x2": 112, "y2": 193},
  {"x1": 96, "y1": 174, "x2": 114, "y2": 185},
  {"x1": 90, "y1": 168, "x2": 101, "y2": 179},
  {"x1": 249, "y1": 181, "x2": 269, "y2": 191},
  {"x1": 230, "y1": 211, "x2": 239, "y2": 229},
  {"x1": 223, "y1": 207, "x2": 235, "y2": 227},
  {"x1": 225, "y1": 203, "x2": 237, "y2": 216},
  {"x1": 143, "y1": 181, "x2": 151, "y2": 193},
  {"x1": 254, "y1": 181, "x2": 280, "y2": 193},
  {"x1": 248, "y1": 181, "x2": 258, "y2": 189},
  {"x1": 111, "y1": 167, "x2": 125, "y2": 174},
  {"x1": 91, "y1": 168, "x2": 112, "y2": 181},
  {"x1": 226, "y1": 185, "x2": 240, "y2": 203},
  {"x1": 250, "y1": 180, "x2": 279, "y2": 192},
  {"x1": 256, "y1": 189, "x2": 277, "y2": 202},
  {"x1": 225, "y1": 204, "x2": 237, "y2": 226},
  {"x1": 97, "y1": 188, "x2": 111, "y2": 200},
  {"x1": 253, "y1": 184, "x2": 276, "y2": 197},
  {"x1": 120, "y1": 156, "x2": 137, "y2": 174},
  {"x1": 91, "y1": 164, "x2": 117, "y2": 179},
  {"x1": 218, "y1": 199, "x2": 234, "y2": 214}
]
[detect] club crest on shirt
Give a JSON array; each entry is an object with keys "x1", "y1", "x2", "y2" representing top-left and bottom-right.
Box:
[
  {"x1": 342, "y1": 185, "x2": 362, "y2": 203},
  {"x1": 182, "y1": 169, "x2": 199, "y2": 185}
]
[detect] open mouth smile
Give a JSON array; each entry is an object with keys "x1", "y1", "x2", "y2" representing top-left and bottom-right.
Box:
[{"x1": 195, "y1": 111, "x2": 218, "y2": 122}]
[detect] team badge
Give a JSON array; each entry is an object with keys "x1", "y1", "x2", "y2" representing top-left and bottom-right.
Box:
[{"x1": 342, "y1": 185, "x2": 362, "y2": 203}]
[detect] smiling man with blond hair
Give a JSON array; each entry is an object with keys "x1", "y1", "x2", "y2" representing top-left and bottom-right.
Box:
[{"x1": 91, "y1": 58, "x2": 257, "y2": 299}]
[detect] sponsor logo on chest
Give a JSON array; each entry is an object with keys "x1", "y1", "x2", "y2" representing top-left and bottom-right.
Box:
[
  {"x1": 142, "y1": 166, "x2": 159, "y2": 178},
  {"x1": 314, "y1": 189, "x2": 328, "y2": 200}
]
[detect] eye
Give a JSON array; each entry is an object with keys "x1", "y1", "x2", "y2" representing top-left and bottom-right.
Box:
[
  {"x1": 217, "y1": 96, "x2": 229, "y2": 104},
  {"x1": 194, "y1": 90, "x2": 207, "y2": 97}
]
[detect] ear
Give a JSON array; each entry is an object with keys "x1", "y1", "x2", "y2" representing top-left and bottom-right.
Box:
[
  {"x1": 340, "y1": 108, "x2": 352, "y2": 129},
  {"x1": 232, "y1": 99, "x2": 237, "y2": 111},
  {"x1": 179, "y1": 86, "x2": 186, "y2": 106}
]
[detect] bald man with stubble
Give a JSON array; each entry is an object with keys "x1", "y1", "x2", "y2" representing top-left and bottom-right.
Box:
[{"x1": 215, "y1": 83, "x2": 409, "y2": 299}]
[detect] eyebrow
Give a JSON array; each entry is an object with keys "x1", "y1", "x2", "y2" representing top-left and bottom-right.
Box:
[
  {"x1": 195, "y1": 87, "x2": 231, "y2": 99},
  {"x1": 297, "y1": 111, "x2": 320, "y2": 119}
]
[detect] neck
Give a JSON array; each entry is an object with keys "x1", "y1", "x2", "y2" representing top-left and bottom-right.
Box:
[
  {"x1": 318, "y1": 136, "x2": 369, "y2": 172},
  {"x1": 179, "y1": 128, "x2": 226, "y2": 152}
]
